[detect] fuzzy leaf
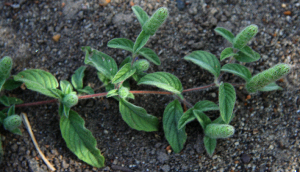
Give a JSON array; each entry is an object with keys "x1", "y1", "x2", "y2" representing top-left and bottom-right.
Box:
[
  {"x1": 220, "y1": 47, "x2": 237, "y2": 61},
  {"x1": 132, "y1": 5, "x2": 149, "y2": 27},
  {"x1": 246, "y1": 64, "x2": 290, "y2": 92},
  {"x1": 0, "y1": 96, "x2": 23, "y2": 106},
  {"x1": 83, "y1": 47, "x2": 118, "y2": 80},
  {"x1": 60, "y1": 110, "x2": 105, "y2": 168},
  {"x1": 214, "y1": 27, "x2": 235, "y2": 43},
  {"x1": 137, "y1": 48, "x2": 161, "y2": 65},
  {"x1": 0, "y1": 56, "x2": 13, "y2": 90},
  {"x1": 106, "y1": 89, "x2": 118, "y2": 98},
  {"x1": 142, "y1": 7, "x2": 169, "y2": 35},
  {"x1": 119, "y1": 98, "x2": 159, "y2": 131},
  {"x1": 112, "y1": 63, "x2": 136, "y2": 84},
  {"x1": 14, "y1": 69, "x2": 59, "y2": 98},
  {"x1": 233, "y1": 24, "x2": 258, "y2": 50},
  {"x1": 71, "y1": 66, "x2": 86, "y2": 90},
  {"x1": 259, "y1": 82, "x2": 283, "y2": 92},
  {"x1": 193, "y1": 110, "x2": 211, "y2": 130},
  {"x1": 221, "y1": 63, "x2": 252, "y2": 82},
  {"x1": 60, "y1": 80, "x2": 73, "y2": 94},
  {"x1": 204, "y1": 124, "x2": 235, "y2": 139},
  {"x1": 204, "y1": 136, "x2": 216, "y2": 157},
  {"x1": 133, "y1": 31, "x2": 150, "y2": 54},
  {"x1": 234, "y1": 45, "x2": 260, "y2": 63},
  {"x1": 3, "y1": 79, "x2": 22, "y2": 91},
  {"x1": 178, "y1": 108, "x2": 195, "y2": 130},
  {"x1": 163, "y1": 100, "x2": 187, "y2": 153},
  {"x1": 184, "y1": 51, "x2": 221, "y2": 77},
  {"x1": 193, "y1": 100, "x2": 219, "y2": 112},
  {"x1": 107, "y1": 38, "x2": 134, "y2": 52},
  {"x1": 219, "y1": 83, "x2": 236, "y2": 124},
  {"x1": 138, "y1": 72, "x2": 183, "y2": 94}
]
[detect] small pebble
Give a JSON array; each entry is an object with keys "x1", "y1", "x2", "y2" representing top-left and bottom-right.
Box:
[{"x1": 52, "y1": 34, "x2": 61, "y2": 42}]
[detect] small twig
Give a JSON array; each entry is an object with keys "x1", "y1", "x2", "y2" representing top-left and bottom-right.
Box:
[{"x1": 21, "y1": 113, "x2": 56, "y2": 171}]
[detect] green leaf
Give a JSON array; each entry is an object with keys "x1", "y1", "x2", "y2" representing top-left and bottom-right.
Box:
[
  {"x1": 14, "y1": 69, "x2": 59, "y2": 98},
  {"x1": 184, "y1": 51, "x2": 221, "y2": 77},
  {"x1": 119, "y1": 56, "x2": 132, "y2": 68},
  {"x1": 204, "y1": 124, "x2": 235, "y2": 139},
  {"x1": 234, "y1": 46, "x2": 260, "y2": 63},
  {"x1": 212, "y1": 114, "x2": 235, "y2": 124},
  {"x1": 7, "y1": 105, "x2": 15, "y2": 116},
  {"x1": 133, "y1": 30, "x2": 150, "y2": 54},
  {"x1": 0, "y1": 56, "x2": 13, "y2": 90},
  {"x1": 219, "y1": 82, "x2": 236, "y2": 124},
  {"x1": 49, "y1": 88, "x2": 64, "y2": 99},
  {"x1": 71, "y1": 66, "x2": 86, "y2": 90},
  {"x1": 0, "y1": 96, "x2": 10, "y2": 106},
  {"x1": 3, "y1": 79, "x2": 22, "y2": 91},
  {"x1": 259, "y1": 82, "x2": 283, "y2": 92},
  {"x1": 204, "y1": 136, "x2": 217, "y2": 157},
  {"x1": 163, "y1": 100, "x2": 187, "y2": 153},
  {"x1": 132, "y1": 5, "x2": 149, "y2": 27},
  {"x1": 60, "y1": 110, "x2": 105, "y2": 168},
  {"x1": 193, "y1": 110, "x2": 211, "y2": 130},
  {"x1": 7, "y1": 97, "x2": 23, "y2": 105},
  {"x1": 77, "y1": 86, "x2": 94, "y2": 95},
  {"x1": 220, "y1": 47, "x2": 237, "y2": 61},
  {"x1": 107, "y1": 38, "x2": 134, "y2": 52},
  {"x1": 83, "y1": 48, "x2": 118, "y2": 80},
  {"x1": 138, "y1": 72, "x2": 183, "y2": 94},
  {"x1": 221, "y1": 63, "x2": 252, "y2": 82},
  {"x1": 137, "y1": 48, "x2": 161, "y2": 65},
  {"x1": 112, "y1": 63, "x2": 136, "y2": 84},
  {"x1": 119, "y1": 98, "x2": 159, "y2": 132},
  {"x1": 106, "y1": 89, "x2": 118, "y2": 98},
  {"x1": 178, "y1": 108, "x2": 195, "y2": 130},
  {"x1": 233, "y1": 24, "x2": 258, "y2": 50},
  {"x1": 60, "y1": 80, "x2": 73, "y2": 94},
  {"x1": 193, "y1": 100, "x2": 219, "y2": 112},
  {"x1": 214, "y1": 27, "x2": 235, "y2": 43},
  {"x1": 10, "y1": 128, "x2": 22, "y2": 135},
  {"x1": 142, "y1": 7, "x2": 168, "y2": 35}
]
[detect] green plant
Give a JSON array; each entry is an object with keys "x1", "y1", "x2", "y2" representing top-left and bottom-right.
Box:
[{"x1": 0, "y1": 5, "x2": 291, "y2": 168}]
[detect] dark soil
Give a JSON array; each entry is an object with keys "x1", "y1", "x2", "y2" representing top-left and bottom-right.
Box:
[{"x1": 0, "y1": 0, "x2": 299, "y2": 171}]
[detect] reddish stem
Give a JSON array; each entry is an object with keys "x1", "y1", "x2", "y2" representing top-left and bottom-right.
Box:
[
  {"x1": 130, "y1": 90, "x2": 172, "y2": 95},
  {"x1": 182, "y1": 83, "x2": 216, "y2": 93}
]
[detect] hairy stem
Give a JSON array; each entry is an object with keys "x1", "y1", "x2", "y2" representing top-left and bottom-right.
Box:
[{"x1": 182, "y1": 83, "x2": 216, "y2": 93}]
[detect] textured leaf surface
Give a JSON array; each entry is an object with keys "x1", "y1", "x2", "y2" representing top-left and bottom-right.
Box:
[
  {"x1": 14, "y1": 69, "x2": 59, "y2": 98},
  {"x1": 219, "y1": 83, "x2": 236, "y2": 124},
  {"x1": 220, "y1": 47, "x2": 237, "y2": 61},
  {"x1": 137, "y1": 48, "x2": 161, "y2": 65},
  {"x1": 60, "y1": 110, "x2": 105, "y2": 168},
  {"x1": 221, "y1": 63, "x2": 252, "y2": 82},
  {"x1": 178, "y1": 108, "x2": 195, "y2": 130},
  {"x1": 119, "y1": 56, "x2": 132, "y2": 68},
  {"x1": 112, "y1": 63, "x2": 136, "y2": 84},
  {"x1": 204, "y1": 136, "x2": 216, "y2": 157},
  {"x1": 3, "y1": 79, "x2": 22, "y2": 91},
  {"x1": 142, "y1": 7, "x2": 168, "y2": 35},
  {"x1": 60, "y1": 80, "x2": 73, "y2": 94},
  {"x1": 132, "y1": 5, "x2": 149, "y2": 27},
  {"x1": 234, "y1": 46, "x2": 260, "y2": 62},
  {"x1": 71, "y1": 66, "x2": 86, "y2": 90},
  {"x1": 214, "y1": 27, "x2": 235, "y2": 43},
  {"x1": 193, "y1": 100, "x2": 219, "y2": 112},
  {"x1": 259, "y1": 82, "x2": 282, "y2": 92},
  {"x1": 133, "y1": 31, "x2": 150, "y2": 53},
  {"x1": 119, "y1": 99, "x2": 159, "y2": 131},
  {"x1": 204, "y1": 124, "x2": 235, "y2": 139},
  {"x1": 83, "y1": 47, "x2": 118, "y2": 80},
  {"x1": 193, "y1": 110, "x2": 211, "y2": 130},
  {"x1": 138, "y1": 72, "x2": 182, "y2": 94},
  {"x1": 0, "y1": 96, "x2": 23, "y2": 106},
  {"x1": 107, "y1": 38, "x2": 134, "y2": 52},
  {"x1": 233, "y1": 24, "x2": 258, "y2": 50},
  {"x1": 163, "y1": 100, "x2": 186, "y2": 153},
  {"x1": 0, "y1": 56, "x2": 13, "y2": 90},
  {"x1": 184, "y1": 51, "x2": 221, "y2": 77}
]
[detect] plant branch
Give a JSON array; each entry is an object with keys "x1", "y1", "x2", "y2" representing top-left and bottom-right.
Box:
[
  {"x1": 130, "y1": 90, "x2": 172, "y2": 95},
  {"x1": 182, "y1": 83, "x2": 216, "y2": 93}
]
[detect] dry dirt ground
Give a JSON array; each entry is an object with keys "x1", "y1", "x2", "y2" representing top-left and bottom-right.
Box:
[{"x1": 0, "y1": 0, "x2": 299, "y2": 171}]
